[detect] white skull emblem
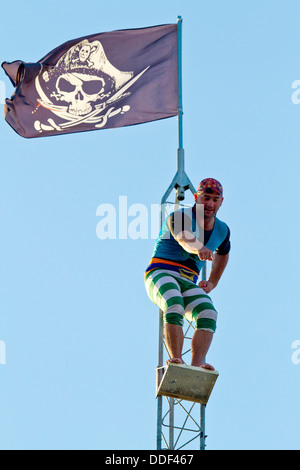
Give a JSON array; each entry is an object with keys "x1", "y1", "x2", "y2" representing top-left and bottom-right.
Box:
[{"x1": 55, "y1": 72, "x2": 105, "y2": 116}]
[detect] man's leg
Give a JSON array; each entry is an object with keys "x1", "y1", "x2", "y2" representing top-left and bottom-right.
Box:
[
  {"x1": 191, "y1": 329, "x2": 214, "y2": 370},
  {"x1": 144, "y1": 269, "x2": 185, "y2": 364},
  {"x1": 164, "y1": 323, "x2": 184, "y2": 364},
  {"x1": 182, "y1": 282, "x2": 217, "y2": 370}
]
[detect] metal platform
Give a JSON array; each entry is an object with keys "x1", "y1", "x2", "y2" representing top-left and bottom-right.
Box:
[{"x1": 156, "y1": 363, "x2": 219, "y2": 405}]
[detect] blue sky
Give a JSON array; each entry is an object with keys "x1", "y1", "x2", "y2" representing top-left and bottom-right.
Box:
[{"x1": 1, "y1": 0, "x2": 300, "y2": 450}]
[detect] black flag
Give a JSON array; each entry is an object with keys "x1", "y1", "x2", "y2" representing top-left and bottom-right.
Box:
[{"x1": 2, "y1": 24, "x2": 178, "y2": 138}]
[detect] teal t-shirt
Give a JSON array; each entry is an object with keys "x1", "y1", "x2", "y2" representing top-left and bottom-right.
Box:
[{"x1": 151, "y1": 206, "x2": 230, "y2": 276}]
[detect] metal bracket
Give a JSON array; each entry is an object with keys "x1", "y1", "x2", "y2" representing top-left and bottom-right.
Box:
[{"x1": 161, "y1": 149, "x2": 196, "y2": 203}]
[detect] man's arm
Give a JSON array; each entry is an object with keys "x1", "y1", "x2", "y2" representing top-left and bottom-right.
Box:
[
  {"x1": 167, "y1": 213, "x2": 214, "y2": 261},
  {"x1": 199, "y1": 253, "x2": 229, "y2": 293}
]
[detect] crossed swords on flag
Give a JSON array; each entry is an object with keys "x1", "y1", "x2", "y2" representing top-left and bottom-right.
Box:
[{"x1": 34, "y1": 66, "x2": 150, "y2": 133}]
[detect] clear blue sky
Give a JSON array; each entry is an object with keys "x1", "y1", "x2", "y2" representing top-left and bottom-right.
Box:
[{"x1": 1, "y1": 0, "x2": 300, "y2": 450}]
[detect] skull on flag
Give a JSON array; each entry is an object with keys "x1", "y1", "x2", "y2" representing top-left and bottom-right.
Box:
[{"x1": 34, "y1": 39, "x2": 148, "y2": 133}]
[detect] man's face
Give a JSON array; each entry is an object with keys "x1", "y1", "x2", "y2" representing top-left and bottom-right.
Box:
[{"x1": 195, "y1": 192, "x2": 223, "y2": 219}]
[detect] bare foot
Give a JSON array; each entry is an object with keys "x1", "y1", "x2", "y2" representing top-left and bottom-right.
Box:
[
  {"x1": 166, "y1": 358, "x2": 185, "y2": 365},
  {"x1": 199, "y1": 363, "x2": 215, "y2": 371}
]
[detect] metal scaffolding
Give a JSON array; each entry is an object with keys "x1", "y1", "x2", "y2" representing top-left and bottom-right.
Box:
[{"x1": 155, "y1": 17, "x2": 209, "y2": 450}]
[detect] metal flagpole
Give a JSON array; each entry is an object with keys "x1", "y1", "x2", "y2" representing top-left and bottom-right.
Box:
[
  {"x1": 157, "y1": 16, "x2": 208, "y2": 450},
  {"x1": 156, "y1": 15, "x2": 187, "y2": 450},
  {"x1": 159, "y1": 17, "x2": 195, "y2": 207}
]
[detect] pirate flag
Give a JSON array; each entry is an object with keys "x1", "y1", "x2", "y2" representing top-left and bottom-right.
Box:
[{"x1": 2, "y1": 24, "x2": 178, "y2": 138}]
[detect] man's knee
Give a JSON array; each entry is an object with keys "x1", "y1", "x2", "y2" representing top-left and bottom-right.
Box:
[
  {"x1": 195, "y1": 318, "x2": 216, "y2": 333},
  {"x1": 164, "y1": 312, "x2": 184, "y2": 327},
  {"x1": 164, "y1": 305, "x2": 185, "y2": 327}
]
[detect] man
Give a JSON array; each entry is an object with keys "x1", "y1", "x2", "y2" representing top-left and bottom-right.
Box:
[{"x1": 144, "y1": 178, "x2": 230, "y2": 370}]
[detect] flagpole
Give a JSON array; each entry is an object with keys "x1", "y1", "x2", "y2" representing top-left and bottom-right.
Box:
[
  {"x1": 176, "y1": 16, "x2": 184, "y2": 202},
  {"x1": 160, "y1": 17, "x2": 195, "y2": 206},
  {"x1": 157, "y1": 16, "x2": 209, "y2": 451},
  {"x1": 168, "y1": 16, "x2": 183, "y2": 450},
  {"x1": 177, "y1": 16, "x2": 183, "y2": 150},
  {"x1": 156, "y1": 16, "x2": 185, "y2": 451},
  {"x1": 177, "y1": 19, "x2": 206, "y2": 449}
]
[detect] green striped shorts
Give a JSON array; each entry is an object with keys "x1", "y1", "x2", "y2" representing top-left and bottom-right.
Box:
[{"x1": 144, "y1": 269, "x2": 217, "y2": 333}]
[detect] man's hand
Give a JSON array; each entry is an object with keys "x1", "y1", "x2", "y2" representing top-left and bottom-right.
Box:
[
  {"x1": 197, "y1": 246, "x2": 215, "y2": 261},
  {"x1": 198, "y1": 253, "x2": 229, "y2": 294},
  {"x1": 198, "y1": 280, "x2": 215, "y2": 294}
]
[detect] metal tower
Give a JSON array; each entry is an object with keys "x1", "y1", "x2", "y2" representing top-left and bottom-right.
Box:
[{"x1": 155, "y1": 16, "x2": 213, "y2": 450}]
